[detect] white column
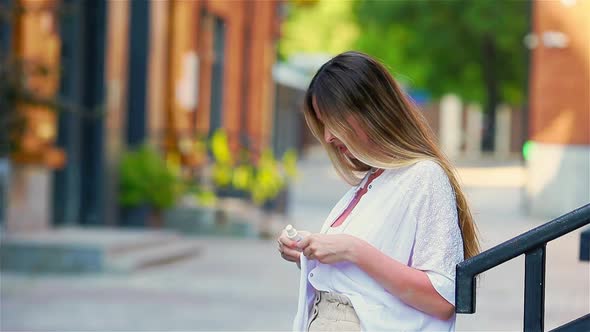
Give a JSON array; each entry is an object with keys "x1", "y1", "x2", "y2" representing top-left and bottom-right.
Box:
[
  {"x1": 7, "y1": 165, "x2": 51, "y2": 233},
  {"x1": 439, "y1": 94, "x2": 463, "y2": 160},
  {"x1": 495, "y1": 104, "x2": 512, "y2": 159},
  {"x1": 464, "y1": 103, "x2": 483, "y2": 159}
]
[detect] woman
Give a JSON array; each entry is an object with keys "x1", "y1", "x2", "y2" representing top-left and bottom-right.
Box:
[{"x1": 277, "y1": 51, "x2": 480, "y2": 332}]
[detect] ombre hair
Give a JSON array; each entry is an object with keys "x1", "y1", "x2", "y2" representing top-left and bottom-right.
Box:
[{"x1": 303, "y1": 51, "x2": 480, "y2": 260}]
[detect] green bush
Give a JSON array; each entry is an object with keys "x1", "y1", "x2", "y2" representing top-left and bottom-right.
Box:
[{"x1": 119, "y1": 145, "x2": 183, "y2": 210}]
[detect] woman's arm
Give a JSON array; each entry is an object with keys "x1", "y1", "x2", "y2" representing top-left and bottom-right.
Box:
[
  {"x1": 297, "y1": 233, "x2": 455, "y2": 320},
  {"x1": 348, "y1": 238, "x2": 455, "y2": 321}
]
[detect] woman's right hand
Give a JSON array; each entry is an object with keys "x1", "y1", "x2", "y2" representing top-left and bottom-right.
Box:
[{"x1": 277, "y1": 229, "x2": 310, "y2": 265}]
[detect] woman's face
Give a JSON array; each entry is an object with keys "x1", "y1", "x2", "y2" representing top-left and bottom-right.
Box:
[{"x1": 312, "y1": 97, "x2": 368, "y2": 159}]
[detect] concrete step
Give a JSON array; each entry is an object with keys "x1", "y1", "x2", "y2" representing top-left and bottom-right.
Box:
[
  {"x1": 107, "y1": 240, "x2": 201, "y2": 273},
  {"x1": 106, "y1": 232, "x2": 181, "y2": 255},
  {"x1": 0, "y1": 227, "x2": 201, "y2": 274}
]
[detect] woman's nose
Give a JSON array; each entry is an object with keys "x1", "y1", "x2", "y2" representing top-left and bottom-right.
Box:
[{"x1": 324, "y1": 128, "x2": 335, "y2": 144}]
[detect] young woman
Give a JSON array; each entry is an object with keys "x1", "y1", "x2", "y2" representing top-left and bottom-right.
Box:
[{"x1": 277, "y1": 51, "x2": 479, "y2": 331}]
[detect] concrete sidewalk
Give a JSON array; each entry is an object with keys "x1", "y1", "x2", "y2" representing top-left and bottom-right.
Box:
[{"x1": 1, "y1": 149, "x2": 588, "y2": 331}]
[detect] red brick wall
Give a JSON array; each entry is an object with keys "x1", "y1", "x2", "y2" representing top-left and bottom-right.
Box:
[
  {"x1": 244, "y1": 0, "x2": 278, "y2": 154},
  {"x1": 529, "y1": 0, "x2": 590, "y2": 145}
]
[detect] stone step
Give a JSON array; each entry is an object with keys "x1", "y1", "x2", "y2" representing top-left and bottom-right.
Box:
[
  {"x1": 0, "y1": 227, "x2": 201, "y2": 274},
  {"x1": 107, "y1": 240, "x2": 201, "y2": 273},
  {"x1": 106, "y1": 232, "x2": 181, "y2": 255}
]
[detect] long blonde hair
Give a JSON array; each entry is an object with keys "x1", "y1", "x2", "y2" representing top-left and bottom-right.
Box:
[{"x1": 303, "y1": 51, "x2": 480, "y2": 260}]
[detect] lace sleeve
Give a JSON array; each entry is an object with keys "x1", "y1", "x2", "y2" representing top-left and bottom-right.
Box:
[{"x1": 409, "y1": 161, "x2": 464, "y2": 306}]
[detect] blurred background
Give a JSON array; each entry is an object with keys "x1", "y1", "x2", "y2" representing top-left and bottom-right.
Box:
[{"x1": 0, "y1": 0, "x2": 588, "y2": 331}]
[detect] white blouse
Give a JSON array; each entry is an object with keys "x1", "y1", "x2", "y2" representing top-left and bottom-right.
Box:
[{"x1": 292, "y1": 160, "x2": 464, "y2": 332}]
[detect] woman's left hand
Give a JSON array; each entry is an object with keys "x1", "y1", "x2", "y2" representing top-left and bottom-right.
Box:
[{"x1": 297, "y1": 233, "x2": 361, "y2": 264}]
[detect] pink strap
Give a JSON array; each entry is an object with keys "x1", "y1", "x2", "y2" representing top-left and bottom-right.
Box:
[{"x1": 330, "y1": 169, "x2": 384, "y2": 227}]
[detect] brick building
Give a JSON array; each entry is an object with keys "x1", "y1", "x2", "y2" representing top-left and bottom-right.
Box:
[
  {"x1": 2, "y1": 0, "x2": 282, "y2": 231},
  {"x1": 526, "y1": 0, "x2": 590, "y2": 218}
]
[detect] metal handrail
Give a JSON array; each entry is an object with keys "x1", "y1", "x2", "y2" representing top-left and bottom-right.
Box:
[{"x1": 456, "y1": 203, "x2": 590, "y2": 331}]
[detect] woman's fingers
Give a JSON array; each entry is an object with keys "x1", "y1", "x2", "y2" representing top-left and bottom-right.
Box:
[
  {"x1": 303, "y1": 245, "x2": 314, "y2": 259},
  {"x1": 277, "y1": 229, "x2": 302, "y2": 263},
  {"x1": 278, "y1": 229, "x2": 298, "y2": 249},
  {"x1": 281, "y1": 246, "x2": 301, "y2": 262},
  {"x1": 277, "y1": 227, "x2": 315, "y2": 263}
]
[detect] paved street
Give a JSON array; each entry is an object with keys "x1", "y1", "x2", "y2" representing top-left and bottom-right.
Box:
[{"x1": 1, "y1": 148, "x2": 588, "y2": 331}]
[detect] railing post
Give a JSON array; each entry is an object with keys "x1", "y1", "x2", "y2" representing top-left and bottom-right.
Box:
[
  {"x1": 524, "y1": 245, "x2": 546, "y2": 332},
  {"x1": 455, "y1": 205, "x2": 590, "y2": 331},
  {"x1": 580, "y1": 227, "x2": 590, "y2": 261}
]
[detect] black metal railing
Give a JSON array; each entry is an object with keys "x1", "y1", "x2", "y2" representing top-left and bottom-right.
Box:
[
  {"x1": 456, "y1": 203, "x2": 590, "y2": 332},
  {"x1": 580, "y1": 226, "x2": 590, "y2": 261}
]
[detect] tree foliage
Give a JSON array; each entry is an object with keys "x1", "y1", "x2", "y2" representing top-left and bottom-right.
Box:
[
  {"x1": 354, "y1": 0, "x2": 529, "y2": 106},
  {"x1": 279, "y1": 0, "x2": 359, "y2": 60}
]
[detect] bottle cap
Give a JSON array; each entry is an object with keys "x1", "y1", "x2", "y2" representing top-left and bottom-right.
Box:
[{"x1": 285, "y1": 224, "x2": 297, "y2": 237}]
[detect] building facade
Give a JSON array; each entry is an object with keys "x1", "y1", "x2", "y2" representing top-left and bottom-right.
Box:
[
  {"x1": 526, "y1": 0, "x2": 590, "y2": 218},
  {"x1": 3, "y1": 0, "x2": 282, "y2": 231}
]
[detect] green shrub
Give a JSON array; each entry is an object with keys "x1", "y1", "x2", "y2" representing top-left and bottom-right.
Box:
[{"x1": 119, "y1": 145, "x2": 183, "y2": 210}]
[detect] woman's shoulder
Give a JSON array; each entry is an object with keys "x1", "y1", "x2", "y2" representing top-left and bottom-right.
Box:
[
  {"x1": 379, "y1": 160, "x2": 452, "y2": 194},
  {"x1": 393, "y1": 160, "x2": 454, "y2": 195},
  {"x1": 393, "y1": 159, "x2": 448, "y2": 183},
  {"x1": 409, "y1": 159, "x2": 445, "y2": 174}
]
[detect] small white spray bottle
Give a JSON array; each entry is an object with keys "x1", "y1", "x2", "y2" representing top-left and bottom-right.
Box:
[{"x1": 285, "y1": 224, "x2": 303, "y2": 243}]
